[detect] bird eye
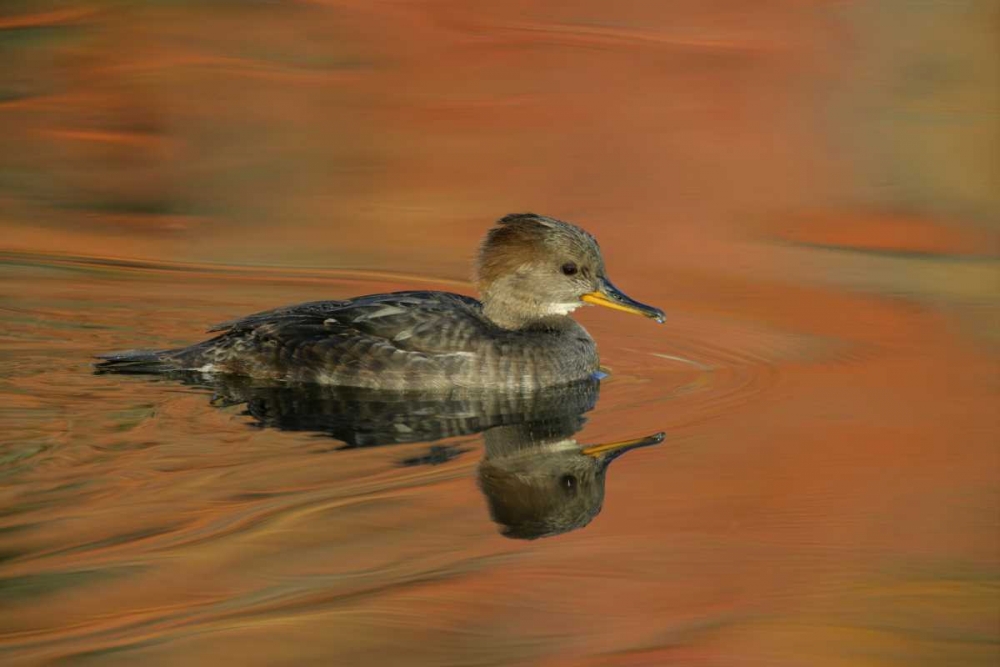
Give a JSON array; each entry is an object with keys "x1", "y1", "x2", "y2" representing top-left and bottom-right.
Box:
[
  {"x1": 560, "y1": 474, "x2": 578, "y2": 492},
  {"x1": 561, "y1": 262, "x2": 578, "y2": 276}
]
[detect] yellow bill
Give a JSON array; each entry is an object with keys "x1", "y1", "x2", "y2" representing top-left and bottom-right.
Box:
[
  {"x1": 580, "y1": 431, "x2": 665, "y2": 459},
  {"x1": 581, "y1": 277, "x2": 665, "y2": 323}
]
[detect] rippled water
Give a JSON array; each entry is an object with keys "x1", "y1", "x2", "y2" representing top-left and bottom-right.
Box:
[
  {"x1": 2, "y1": 247, "x2": 997, "y2": 665},
  {"x1": 2, "y1": 1, "x2": 999, "y2": 665}
]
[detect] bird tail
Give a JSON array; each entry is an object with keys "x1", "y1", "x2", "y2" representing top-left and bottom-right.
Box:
[{"x1": 94, "y1": 349, "x2": 176, "y2": 374}]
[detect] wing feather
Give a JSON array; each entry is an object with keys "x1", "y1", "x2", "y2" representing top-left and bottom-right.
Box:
[{"x1": 206, "y1": 292, "x2": 490, "y2": 363}]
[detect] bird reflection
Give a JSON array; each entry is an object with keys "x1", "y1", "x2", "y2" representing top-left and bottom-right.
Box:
[
  {"x1": 196, "y1": 373, "x2": 602, "y2": 448},
  {"x1": 480, "y1": 423, "x2": 663, "y2": 539},
  {"x1": 124, "y1": 372, "x2": 663, "y2": 539}
]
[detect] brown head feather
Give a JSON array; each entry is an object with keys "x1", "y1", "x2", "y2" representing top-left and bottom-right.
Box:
[{"x1": 475, "y1": 213, "x2": 602, "y2": 289}]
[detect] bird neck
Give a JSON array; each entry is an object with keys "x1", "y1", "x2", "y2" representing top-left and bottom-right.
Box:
[{"x1": 480, "y1": 277, "x2": 580, "y2": 330}]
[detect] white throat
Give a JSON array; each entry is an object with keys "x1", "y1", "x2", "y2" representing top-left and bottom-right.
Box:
[{"x1": 545, "y1": 302, "x2": 584, "y2": 316}]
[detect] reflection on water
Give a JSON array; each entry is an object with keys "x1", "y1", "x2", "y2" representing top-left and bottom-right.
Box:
[
  {"x1": 479, "y1": 425, "x2": 663, "y2": 540},
  {"x1": 2, "y1": 247, "x2": 997, "y2": 666},
  {"x1": 183, "y1": 373, "x2": 602, "y2": 450},
  {"x1": 94, "y1": 370, "x2": 662, "y2": 540}
]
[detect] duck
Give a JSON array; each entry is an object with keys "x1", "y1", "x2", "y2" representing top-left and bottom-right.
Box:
[{"x1": 96, "y1": 213, "x2": 664, "y2": 390}]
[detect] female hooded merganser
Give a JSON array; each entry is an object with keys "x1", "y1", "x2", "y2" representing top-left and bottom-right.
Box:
[{"x1": 97, "y1": 213, "x2": 664, "y2": 390}]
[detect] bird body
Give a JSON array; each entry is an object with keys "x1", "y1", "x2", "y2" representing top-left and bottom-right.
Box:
[
  {"x1": 97, "y1": 213, "x2": 663, "y2": 389},
  {"x1": 157, "y1": 291, "x2": 597, "y2": 391}
]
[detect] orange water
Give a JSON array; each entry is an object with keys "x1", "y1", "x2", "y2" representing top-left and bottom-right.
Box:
[{"x1": 1, "y1": 2, "x2": 998, "y2": 665}]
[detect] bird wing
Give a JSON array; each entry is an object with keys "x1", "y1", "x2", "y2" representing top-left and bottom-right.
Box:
[
  {"x1": 204, "y1": 291, "x2": 495, "y2": 383},
  {"x1": 209, "y1": 291, "x2": 490, "y2": 356},
  {"x1": 209, "y1": 299, "x2": 349, "y2": 334}
]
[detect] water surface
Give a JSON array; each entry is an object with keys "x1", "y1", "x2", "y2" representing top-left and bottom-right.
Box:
[{"x1": 2, "y1": 1, "x2": 998, "y2": 665}]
